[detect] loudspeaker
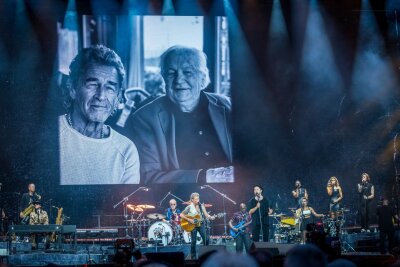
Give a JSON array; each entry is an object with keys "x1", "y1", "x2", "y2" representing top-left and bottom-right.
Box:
[
  {"x1": 145, "y1": 252, "x2": 185, "y2": 266},
  {"x1": 199, "y1": 245, "x2": 226, "y2": 257},
  {"x1": 251, "y1": 242, "x2": 296, "y2": 256},
  {"x1": 114, "y1": 238, "x2": 135, "y2": 252}
]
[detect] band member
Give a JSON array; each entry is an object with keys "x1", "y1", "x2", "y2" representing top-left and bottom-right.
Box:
[
  {"x1": 292, "y1": 180, "x2": 308, "y2": 208},
  {"x1": 19, "y1": 183, "x2": 41, "y2": 223},
  {"x1": 295, "y1": 198, "x2": 324, "y2": 244},
  {"x1": 29, "y1": 201, "x2": 49, "y2": 225},
  {"x1": 326, "y1": 177, "x2": 343, "y2": 217},
  {"x1": 163, "y1": 199, "x2": 181, "y2": 225},
  {"x1": 248, "y1": 185, "x2": 272, "y2": 242},
  {"x1": 29, "y1": 200, "x2": 49, "y2": 249},
  {"x1": 229, "y1": 203, "x2": 252, "y2": 253},
  {"x1": 377, "y1": 197, "x2": 398, "y2": 254},
  {"x1": 357, "y1": 173, "x2": 374, "y2": 232},
  {"x1": 180, "y1": 192, "x2": 215, "y2": 259}
]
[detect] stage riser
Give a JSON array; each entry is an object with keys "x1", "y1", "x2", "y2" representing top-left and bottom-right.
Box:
[{"x1": 4, "y1": 242, "x2": 237, "y2": 265}]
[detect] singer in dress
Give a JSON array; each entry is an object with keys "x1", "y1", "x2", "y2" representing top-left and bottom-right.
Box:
[
  {"x1": 326, "y1": 177, "x2": 343, "y2": 217},
  {"x1": 292, "y1": 180, "x2": 308, "y2": 208},
  {"x1": 357, "y1": 173, "x2": 375, "y2": 232},
  {"x1": 248, "y1": 185, "x2": 272, "y2": 242}
]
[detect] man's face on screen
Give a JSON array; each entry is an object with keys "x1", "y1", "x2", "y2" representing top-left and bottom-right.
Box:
[
  {"x1": 163, "y1": 53, "x2": 205, "y2": 111},
  {"x1": 71, "y1": 64, "x2": 119, "y2": 123}
]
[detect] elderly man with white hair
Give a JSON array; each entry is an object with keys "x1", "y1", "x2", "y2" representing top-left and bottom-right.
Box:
[{"x1": 125, "y1": 45, "x2": 233, "y2": 184}]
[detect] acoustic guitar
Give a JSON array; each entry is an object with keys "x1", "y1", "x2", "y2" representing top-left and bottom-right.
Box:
[{"x1": 181, "y1": 213, "x2": 225, "y2": 232}]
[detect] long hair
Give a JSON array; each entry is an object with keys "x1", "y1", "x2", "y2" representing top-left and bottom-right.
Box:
[
  {"x1": 362, "y1": 173, "x2": 370, "y2": 182},
  {"x1": 329, "y1": 176, "x2": 341, "y2": 187}
]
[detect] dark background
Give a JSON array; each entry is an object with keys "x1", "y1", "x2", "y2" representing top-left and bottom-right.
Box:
[{"x1": 0, "y1": 0, "x2": 400, "y2": 232}]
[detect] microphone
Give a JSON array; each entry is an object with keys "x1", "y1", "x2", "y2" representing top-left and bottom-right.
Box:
[
  {"x1": 277, "y1": 194, "x2": 281, "y2": 199},
  {"x1": 200, "y1": 185, "x2": 208, "y2": 189},
  {"x1": 141, "y1": 187, "x2": 150, "y2": 191}
]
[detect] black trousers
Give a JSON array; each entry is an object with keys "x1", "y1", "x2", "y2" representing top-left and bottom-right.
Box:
[
  {"x1": 379, "y1": 229, "x2": 395, "y2": 254},
  {"x1": 235, "y1": 232, "x2": 252, "y2": 252},
  {"x1": 190, "y1": 224, "x2": 208, "y2": 258},
  {"x1": 360, "y1": 200, "x2": 371, "y2": 229},
  {"x1": 252, "y1": 223, "x2": 269, "y2": 242}
]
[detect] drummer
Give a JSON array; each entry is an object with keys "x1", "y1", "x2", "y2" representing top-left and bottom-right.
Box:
[
  {"x1": 163, "y1": 199, "x2": 181, "y2": 226},
  {"x1": 295, "y1": 198, "x2": 324, "y2": 244}
]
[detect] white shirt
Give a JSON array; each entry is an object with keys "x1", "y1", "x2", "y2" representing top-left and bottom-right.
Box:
[
  {"x1": 59, "y1": 115, "x2": 140, "y2": 184},
  {"x1": 183, "y1": 203, "x2": 202, "y2": 217}
]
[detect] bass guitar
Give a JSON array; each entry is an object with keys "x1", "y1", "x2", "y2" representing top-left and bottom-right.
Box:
[
  {"x1": 181, "y1": 213, "x2": 225, "y2": 232},
  {"x1": 229, "y1": 221, "x2": 247, "y2": 238}
]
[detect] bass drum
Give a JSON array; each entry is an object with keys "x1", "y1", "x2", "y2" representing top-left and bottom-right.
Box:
[
  {"x1": 183, "y1": 231, "x2": 203, "y2": 245},
  {"x1": 148, "y1": 221, "x2": 173, "y2": 246}
]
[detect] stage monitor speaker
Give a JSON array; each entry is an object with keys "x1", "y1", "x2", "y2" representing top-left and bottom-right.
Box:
[
  {"x1": 252, "y1": 242, "x2": 296, "y2": 256},
  {"x1": 145, "y1": 252, "x2": 185, "y2": 266},
  {"x1": 199, "y1": 245, "x2": 226, "y2": 257},
  {"x1": 115, "y1": 238, "x2": 135, "y2": 252}
]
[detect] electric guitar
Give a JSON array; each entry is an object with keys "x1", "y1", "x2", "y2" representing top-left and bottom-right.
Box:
[
  {"x1": 181, "y1": 212, "x2": 225, "y2": 232},
  {"x1": 229, "y1": 221, "x2": 247, "y2": 238}
]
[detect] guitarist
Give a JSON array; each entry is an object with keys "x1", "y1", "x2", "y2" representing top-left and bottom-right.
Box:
[
  {"x1": 180, "y1": 192, "x2": 215, "y2": 259},
  {"x1": 228, "y1": 203, "x2": 252, "y2": 253},
  {"x1": 19, "y1": 183, "x2": 41, "y2": 224}
]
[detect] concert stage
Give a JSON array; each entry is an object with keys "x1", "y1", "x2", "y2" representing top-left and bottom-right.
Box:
[{"x1": 1, "y1": 238, "x2": 399, "y2": 267}]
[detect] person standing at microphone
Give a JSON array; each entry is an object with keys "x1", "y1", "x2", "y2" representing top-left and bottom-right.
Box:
[
  {"x1": 292, "y1": 180, "x2": 308, "y2": 208},
  {"x1": 358, "y1": 173, "x2": 375, "y2": 232},
  {"x1": 19, "y1": 183, "x2": 41, "y2": 224},
  {"x1": 248, "y1": 185, "x2": 272, "y2": 242}
]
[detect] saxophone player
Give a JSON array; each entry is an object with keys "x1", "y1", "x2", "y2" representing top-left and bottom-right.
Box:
[{"x1": 19, "y1": 183, "x2": 41, "y2": 224}]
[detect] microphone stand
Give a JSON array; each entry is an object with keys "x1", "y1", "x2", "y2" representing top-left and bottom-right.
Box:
[
  {"x1": 201, "y1": 185, "x2": 236, "y2": 238},
  {"x1": 113, "y1": 187, "x2": 148, "y2": 238},
  {"x1": 256, "y1": 195, "x2": 264, "y2": 242},
  {"x1": 159, "y1": 192, "x2": 185, "y2": 207}
]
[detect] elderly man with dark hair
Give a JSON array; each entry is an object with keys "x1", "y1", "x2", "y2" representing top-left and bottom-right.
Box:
[
  {"x1": 59, "y1": 44, "x2": 140, "y2": 185},
  {"x1": 125, "y1": 45, "x2": 233, "y2": 184}
]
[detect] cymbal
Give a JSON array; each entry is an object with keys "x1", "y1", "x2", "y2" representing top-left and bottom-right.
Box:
[
  {"x1": 127, "y1": 204, "x2": 144, "y2": 212},
  {"x1": 204, "y1": 204, "x2": 213, "y2": 208},
  {"x1": 137, "y1": 204, "x2": 155, "y2": 209},
  {"x1": 147, "y1": 213, "x2": 167, "y2": 220}
]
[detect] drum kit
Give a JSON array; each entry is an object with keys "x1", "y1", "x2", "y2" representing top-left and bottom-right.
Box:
[
  {"x1": 271, "y1": 212, "x2": 302, "y2": 243},
  {"x1": 271, "y1": 208, "x2": 349, "y2": 243},
  {"x1": 124, "y1": 202, "x2": 207, "y2": 247}
]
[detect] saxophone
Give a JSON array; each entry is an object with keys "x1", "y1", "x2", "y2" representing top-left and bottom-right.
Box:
[
  {"x1": 51, "y1": 207, "x2": 63, "y2": 242},
  {"x1": 20, "y1": 193, "x2": 41, "y2": 224}
]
